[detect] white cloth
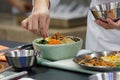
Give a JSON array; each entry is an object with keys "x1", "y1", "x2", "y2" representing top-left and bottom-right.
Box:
[
  {"x1": 50, "y1": 0, "x2": 60, "y2": 9},
  {"x1": 86, "y1": 0, "x2": 120, "y2": 51}
]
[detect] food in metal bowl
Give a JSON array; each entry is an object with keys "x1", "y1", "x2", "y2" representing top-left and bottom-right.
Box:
[
  {"x1": 90, "y1": 2, "x2": 120, "y2": 22},
  {"x1": 73, "y1": 51, "x2": 120, "y2": 71},
  {"x1": 74, "y1": 54, "x2": 116, "y2": 67},
  {"x1": 74, "y1": 52, "x2": 120, "y2": 67}
]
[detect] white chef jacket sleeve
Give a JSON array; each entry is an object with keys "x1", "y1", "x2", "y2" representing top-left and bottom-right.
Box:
[{"x1": 50, "y1": 0, "x2": 60, "y2": 9}]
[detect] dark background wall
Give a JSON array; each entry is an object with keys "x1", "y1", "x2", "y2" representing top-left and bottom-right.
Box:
[
  {"x1": 0, "y1": 0, "x2": 11, "y2": 13},
  {"x1": 0, "y1": 0, "x2": 32, "y2": 13},
  {"x1": 0, "y1": 0, "x2": 90, "y2": 13}
]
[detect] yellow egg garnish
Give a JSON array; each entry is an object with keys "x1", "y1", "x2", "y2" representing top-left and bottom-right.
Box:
[{"x1": 45, "y1": 37, "x2": 50, "y2": 42}]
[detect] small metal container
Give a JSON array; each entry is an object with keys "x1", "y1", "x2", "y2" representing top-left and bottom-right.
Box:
[
  {"x1": 5, "y1": 44, "x2": 36, "y2": 70},
  {"x1": 90, "y1": 2, "x2": 120, "y2": 22},
  {"x1": 89, "y1": 72, "x2": 120, "y2": 80}
]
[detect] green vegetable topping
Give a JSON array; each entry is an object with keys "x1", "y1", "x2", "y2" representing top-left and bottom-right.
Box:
[
  {"x1": 117, "y1": 64, "x2": 120, "y2": 67},
  {"x1": 36, "y1": 39, "x2": 48, "y2": 44}
]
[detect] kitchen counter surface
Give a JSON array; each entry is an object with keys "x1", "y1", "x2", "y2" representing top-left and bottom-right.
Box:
[{"x1": 0, "y1": 39, "x2": 90, "y2": 80}]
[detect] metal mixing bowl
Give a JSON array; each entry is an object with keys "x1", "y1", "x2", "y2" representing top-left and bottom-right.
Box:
[
  {"x1": 5, "y1": 44, "x2": 36, "y2": 70},
  {"x1": 90, "y1": 2, "x2": 120, "y2": 22},
  {"x1": 89, "y1": 72, "x2": 120, "y2": 80}
]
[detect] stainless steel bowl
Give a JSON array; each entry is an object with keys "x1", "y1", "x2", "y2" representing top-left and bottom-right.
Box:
[
  {"x1": 73, "y1": 51, "x2": 120, "y2": 72},
  {"x1": 89, "y1": 72, "x2": 120, "y2": 80},
  {"x1": 5, "y1": 44, "x2": 36, "y2": 70},
  {"x1": 90, "y1": 2, "x2": 120, "y2": 22}
]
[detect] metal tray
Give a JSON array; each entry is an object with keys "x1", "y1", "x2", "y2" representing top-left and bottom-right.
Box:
[{"x1": 73, "y1": 51, "x2": 120, "y2": 72}]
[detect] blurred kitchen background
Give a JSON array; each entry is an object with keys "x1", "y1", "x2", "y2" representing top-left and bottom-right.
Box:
[{"x1": 0, "y1": 0, "x2": 90, "y2": 48}]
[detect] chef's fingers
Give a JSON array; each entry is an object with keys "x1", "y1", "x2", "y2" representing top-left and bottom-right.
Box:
[
  {"x1": 38, "y1": 15, "x2": 47, "y2": 38},
  {"x1": 43, "y1": 16, "x2": 50, "y2": 38},
  {"x1": 95, "y1": 20, "x2": 113, "y2": 29},
  {"x1": 21, "y1": 18, "x2": 28, "y2": 29},
  {"x1": 106, "y1": 18, "x2": 120, "y2": 30},
  {"x1": 27, "y1": 16, "x2": 33, "y2": 32},
  {"x1": 31, "y1": 13, "x2": 39, "y2": 34},
  {"x1": 46, "y1": 16, "x2": 50, "y2": 36}
]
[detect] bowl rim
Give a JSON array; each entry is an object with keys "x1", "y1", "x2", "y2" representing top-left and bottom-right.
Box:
[
  {"x1": 90, "y1": 1, "x2": 120, "y2": 11},
  {"x1": 32, "y1": 36, "x2": 83, "y2": 47},
  {"x1": 5, "y1": 49, "x2": 36, "y2": 57}
]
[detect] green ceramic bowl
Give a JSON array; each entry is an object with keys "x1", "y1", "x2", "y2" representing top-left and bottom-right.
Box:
[{"x1": 32, "y1": 36, "x2": 83, "y2": 61}]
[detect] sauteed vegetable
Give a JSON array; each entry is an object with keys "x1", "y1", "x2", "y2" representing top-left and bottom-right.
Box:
[{"x1": 75, "y1": 52, "x2": 120, "y2": 67}]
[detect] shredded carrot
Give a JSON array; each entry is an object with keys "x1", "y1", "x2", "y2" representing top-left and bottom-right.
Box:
[{"x1": 48, "y1": 39, "x2": 62, "y2": 44}]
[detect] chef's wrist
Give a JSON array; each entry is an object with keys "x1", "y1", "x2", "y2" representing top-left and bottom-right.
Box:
[{"x1": 32, "y1": 0, "x2": 50, "y2": 9}]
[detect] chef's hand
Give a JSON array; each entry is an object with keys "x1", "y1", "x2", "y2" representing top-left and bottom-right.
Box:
[
  {"x1": 95, "y1": 18, "x2": 120, "y2": 30},
  {"x1": 22, "y1": 0, "x2": 50, "y2": 38}
]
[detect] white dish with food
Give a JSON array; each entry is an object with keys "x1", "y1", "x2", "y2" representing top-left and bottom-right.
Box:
[{"x1": 33, "y1": 33, "x2": 83, "y2": 61}]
